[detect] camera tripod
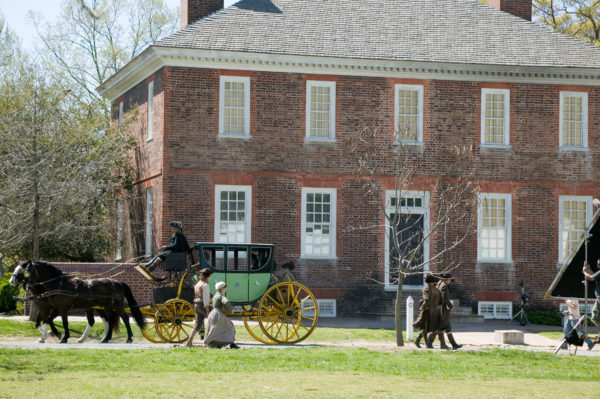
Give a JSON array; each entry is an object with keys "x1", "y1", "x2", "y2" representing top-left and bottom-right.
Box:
[{"x1": 511, "y1": 282, "x2": 529, "y2": 326}]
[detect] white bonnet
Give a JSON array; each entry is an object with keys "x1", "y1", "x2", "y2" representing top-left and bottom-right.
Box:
[{"x1": 215, "y1": 281, "x2": 227, "y2": 290}]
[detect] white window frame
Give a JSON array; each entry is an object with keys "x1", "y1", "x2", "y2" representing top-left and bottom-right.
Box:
[
  {"x1": 559, "y1": 91, "x2": 588, "y2": 150},
  {"x1": 116, "y1": 198, "x2": 122, "y2": 261},
  {"x1": 481, "y1": 88, "x2": 510, "y2": 147},
  {"x1": 147, "y1": 81, "x2": 154, "y2": 142},
  {"x1": 305, "y1": 81, "x2": 336, "y2": 142},
  {"x1": 214, "y1": 185, "x2": 252, "y2": 244},
  {"x1": 477, "y1": 193, "x2": 512, "y2": 263},
  {"x1": 394, "y1": 84, "x2": 424, "y2": 144},
  {"x1": 558, "y1": 195, "x2": 593, "y2": 263},
  {"x1": 118, "y1": 101, "x2": 124, "y2": 127},
  {"x1": 219, "y1": 76, "x2": 251, "y2": 137},
  {"x1": 384, "y1": 190, "x2": 430, "y2": 291},
  {"x1": 478, "y1": 301, "x2": 512, "y2": 319},
  {"x1": 145, "y1": 187, "x2": 153, "y2": 256},
  {"x1": 301, "y1": 187, "x2": 337, "y2": 259}
]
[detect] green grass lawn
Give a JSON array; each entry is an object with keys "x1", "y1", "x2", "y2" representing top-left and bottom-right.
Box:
[
  {"x1": 1, "y1": 346, "x2": 599, "y2": 398},
  {"x1": 0, "y1": 318, "x2": 400, "y2": 343}
]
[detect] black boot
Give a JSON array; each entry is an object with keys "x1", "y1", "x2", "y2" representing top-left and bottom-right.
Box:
[
  {"x1": 426, "y1": 332, "x2": 435, "y2": 349},
  {"x1": 447, "y1": 333, "x2": 462, "y2": 350},
  {"x1": 414, "y1": 331, "x2": 423, "y2": 348},
  {"x1": 438, "y1": 332, "x2": 450, "y2": 350}
]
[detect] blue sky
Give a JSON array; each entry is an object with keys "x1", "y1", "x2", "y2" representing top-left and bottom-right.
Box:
[{"x1": 1, "y1": 0, "x2": 236, "y2": 50}]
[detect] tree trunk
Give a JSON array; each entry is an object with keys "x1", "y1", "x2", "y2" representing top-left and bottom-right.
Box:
[{"x1": 395, "y1": 273, "x2": 405, "y2": 346}]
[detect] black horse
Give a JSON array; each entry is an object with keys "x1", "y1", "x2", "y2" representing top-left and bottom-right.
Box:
[{"x1": 10, "y1": 261, "x2": 145, "y2": 343}]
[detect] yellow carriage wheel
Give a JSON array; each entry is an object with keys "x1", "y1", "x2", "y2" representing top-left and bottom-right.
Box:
[
  {"x1": 257, "y1": 281, "x2": 318, "y2": 344},
  {"x1": 155, "y1": 299, "x2": 196, "y2": 343},
  {"x1": 242, "y1": 305, "x2": 277, "y2": 344},
  {"x1": 139, "y1": 305, "x2": 166, "y2": 343}
]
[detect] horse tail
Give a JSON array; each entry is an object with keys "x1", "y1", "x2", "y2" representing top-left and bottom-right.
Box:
[
  {"x1": 122, "y1": 282, "x2": 146, "y2": 329},
  {"x1": 111, "y1": 310, "x2": 120, "y2": 334}
]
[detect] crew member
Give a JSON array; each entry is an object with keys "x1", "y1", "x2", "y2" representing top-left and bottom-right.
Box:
[{"x1": 583, "y1": 260, "x2": 600, "y2": 337}]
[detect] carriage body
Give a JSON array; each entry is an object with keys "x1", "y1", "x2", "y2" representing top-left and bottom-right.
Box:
[{"x1": 134, "y1": 243, "x2": 319, "y2": 345}]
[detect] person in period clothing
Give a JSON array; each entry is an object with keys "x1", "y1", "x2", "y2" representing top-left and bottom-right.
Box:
[
  {"x1": 145, "y1": 221, "x2": 191, "y2": 272},
  {"x1": 431, "y1": 273, "x2": 462, "y2": 350},
  {"x1": 204, "y1": 281, "x2": 239, "y2": 349},
  {"x1": 562, "y1": 299, "x2": 595, "y2": 350},
  {"x1": 413, "y1": 273, "x2": 443, "y2": 349},
  {"x1": 186, "y1": 268, "x2": 214, "y2": 347},
  {"x1": 583, "y1": 260, "x2": 600, "y2": 337},
  {"x1": 273, "y1": 261, "x2": 296, "y2": 282}
]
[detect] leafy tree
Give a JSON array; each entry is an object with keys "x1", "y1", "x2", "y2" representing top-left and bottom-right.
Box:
[
  {"x1": 0, "y1": 61, "x2": 135, "y2": 261},
  {"x1": 533, "y1": 0, "x2": 600, "y2": 46},
  {"x1": 30, "y1": 0, "x2": 178, "y2": 117}
]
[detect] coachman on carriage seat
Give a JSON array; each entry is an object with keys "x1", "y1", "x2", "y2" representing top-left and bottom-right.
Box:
[{"x1": 145, "y1": 221, "x2": 191, "y2": 271}]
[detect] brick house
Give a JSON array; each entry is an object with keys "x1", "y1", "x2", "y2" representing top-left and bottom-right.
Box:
[{"x1": 98, "y1": 0, "x2": 600, "y2": 318}]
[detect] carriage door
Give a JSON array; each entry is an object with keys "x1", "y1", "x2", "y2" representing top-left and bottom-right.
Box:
[
  {"x1": 225, "y1": 246, "x2": 249, "y2": 303},
  {"x1": 385, "y1": 191, "x2": 430, "y2": 290}
]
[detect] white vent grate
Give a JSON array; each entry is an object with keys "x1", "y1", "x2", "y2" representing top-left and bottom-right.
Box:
[
  {"x1": 478, "y1": 301, "x2": 512, "y2": 320},
  {"x1": 302, "y1": 299, "x2": 336, "y2": 318}
]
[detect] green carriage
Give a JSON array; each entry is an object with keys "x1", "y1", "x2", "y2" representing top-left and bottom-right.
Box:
[{"x1": 134, "y1": 243, "x2": 319, "y2": 344}]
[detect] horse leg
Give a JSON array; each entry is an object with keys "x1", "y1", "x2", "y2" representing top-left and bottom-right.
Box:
[
  {"x1": 47, "y1": 309, "x2": 62, "y2": 340},
  {"x1": 101, "y1": 309, "x2": 114, "y2": 343},
  {"x1": 77, "y1": 308, "x2": 96, "y2": 343},
  {"x1": 121, "y1": 309, "x2": 134, "y2": 343},
  {"x1": 59, "y1": 310, "x2": 70, "y2": 344},
  {"x1": 38, "y1": 324, "x2": 48, "y2": 343}
]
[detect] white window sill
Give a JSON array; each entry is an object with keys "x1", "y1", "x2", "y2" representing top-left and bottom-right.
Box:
[
  {"x1": 394, "y1": 140, "x2": 424, "y2": 146},
  {"x1": 476, "y1": 259, "x2": 514, "y2": 264},
  {"x1": 558, "y1": 146, "x2": 589, "y2": 152},
  {"x1": 480, "y1": 144, "x2": 511, "y2": 149},
  {"x1": 218, "y1": 133, "x2": 251, "y2": 139},
  {"x1": 146, "y1": 138, "x2": 153, "y2": 143},
  {"x1": 300, "y1": 255, "x2": 338, "y2": 260},
  {"x1": 384, "y1": 285, "x2": 424, "y2": 292},
  {"x1": 304, "y1": 137, "x2": 336, "y2": 144}
]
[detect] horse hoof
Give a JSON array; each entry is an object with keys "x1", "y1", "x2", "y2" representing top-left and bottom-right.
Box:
[
  {"x1": 38, "y1": 339, "x2": 45, "y2": 343},
  {"x1": 101, "y1": 340, "x2": 109, "y2": 344},
  {"x1": 59, "y1": 339, "x2": 68, "y2": 344},
  {"x1": 76, "y1": 339, "x2": 84, "y2": 344},
  {"x1": 126, "y1": 339, "x2": 133, "y2": 344}
]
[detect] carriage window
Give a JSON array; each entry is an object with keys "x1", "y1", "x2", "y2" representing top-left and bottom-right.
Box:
[
  {"x1": 228, "y1": 247, "x2": 248, "y2": 271},
  {"x1": 203, "y1": 247, "x2": 225, "y2": 271},
  {"x1": 250, "y1": 247, "x2": 271, "y2": 271}
]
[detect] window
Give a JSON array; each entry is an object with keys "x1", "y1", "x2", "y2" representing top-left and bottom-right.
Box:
[
  {"x1": 147, "y1": 81, "x2": 154, "y2": 141},
  {"x1": 481, "y1": 88, "x2": 510, "y2": 146},
  {"x1": 306, "y1": 81, "x2": 336, "y2": 140},
  {"x1": 219, "y1": 76, "x2": 250, "y2": 136},
  {"x1": 145, "y1": 187, "x2": 152, "y2": 256},
  {"x1": 118, "y1": 101, "x2": 124, "y2": 127},
  {"x1": 478, "y1": 193, "x2": 512, "y2": 262},
  {"x1": 560, "y1": 92, "x2": 588, "y2": 149},
  {"x1": 478, "y1": 301, "x2": 512, "y2": 319},
  {"x1": 116, "y1": 198, "x2": 122, "y2": 260},
  {"x1": 214, "y1": 185, "x2": 252, "y2": 243},
  {"x1": 301, "y1": 188, "x2": 336, "y2": 258},
  {"x1": 394, "y1": 84, "x2": 424, "y2": 143},
  {"x1": 559, "y1": 196, "x2": 592, "y2": 262},
  {"x1": 384, "y1": 191, "x2": 430, "y2": 290}
]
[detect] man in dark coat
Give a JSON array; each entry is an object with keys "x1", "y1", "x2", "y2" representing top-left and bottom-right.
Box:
[
  {"x1": 145, "y1": 221, "x2": 191, "y2": 271},
  {"x1": 433, "y1": 273, "x2": 462, "y2": 350},
  {"x1": 413, "y1": 273, "x2": 443, "y2": 349}
]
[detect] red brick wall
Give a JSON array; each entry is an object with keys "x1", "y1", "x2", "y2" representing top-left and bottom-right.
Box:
[{"x1": 113, "y1": 65, "x2": 600, "y2": 316}]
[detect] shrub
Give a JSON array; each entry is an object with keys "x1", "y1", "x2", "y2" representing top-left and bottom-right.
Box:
[
  {"x1": 526, "y1": 310, "x2": 562, "y2": 326},
  {"x1": 0, "y1": 278, "x2": 19, "y2": 313}
]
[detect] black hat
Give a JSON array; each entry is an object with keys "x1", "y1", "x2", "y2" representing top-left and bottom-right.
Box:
[
  {"x1": 440, "y1": 272, "x2": 454, "y2": 281},
  {"x1": 424, "y1": 272, "x2": 439, "y2": 283},
  {"x1": 169, "y1": 221, "x2": 182, "y2": 229},
  {"x1": 281, "y1": 261, "x2": 295, "y2": 270}
]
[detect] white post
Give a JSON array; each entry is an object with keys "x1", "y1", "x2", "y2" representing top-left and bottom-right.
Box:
[{"x1": 406, "y1": 296, "x2": 414, "y2": 341}]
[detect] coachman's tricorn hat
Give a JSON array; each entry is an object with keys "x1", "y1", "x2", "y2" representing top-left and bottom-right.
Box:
[{"x1": 169, "y1": 221, "x2": 183, "y2": 229}]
